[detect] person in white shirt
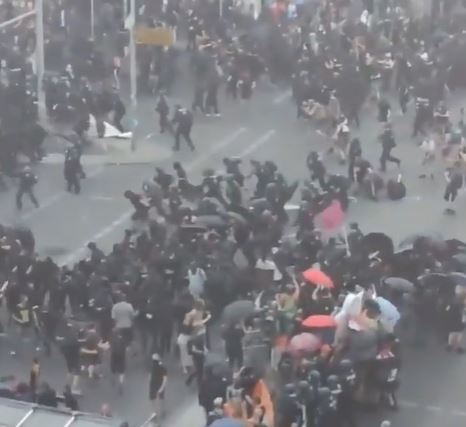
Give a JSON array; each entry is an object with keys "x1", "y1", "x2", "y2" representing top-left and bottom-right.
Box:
[
  {"x1": 187, "y1": 263, "x2": 207, "y2": 298},
  {"x1": 111, "y1": 294, "x2": 136, "y2": 347}
]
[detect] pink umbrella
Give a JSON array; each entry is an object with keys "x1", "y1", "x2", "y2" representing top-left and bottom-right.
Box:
[{"x1": 288, "y1": 333, "x2": 321, "y2": 355}]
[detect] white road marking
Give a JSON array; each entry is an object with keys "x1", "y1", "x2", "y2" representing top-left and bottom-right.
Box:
[
  {"x1": 425, "y1": 405, "x2": 442, "y2": 412},
  {"x1": 240, "y1": 130, "x2": 276, "y2": 158},
  {"x1": 399, "y1": 400, "x2": 419, "y2": 408},
  {"x1": 20, "y1": 167, "x2": 104, "y2": 221},
  {"x1": 88, "y1": 196, "x2": 120, "y2": 201},
  {"x1": 144, "y1": 133, "x2": 156, "y2": 140},
  {"x1": 451, "y1": 409, "x2": 466, "y2": 417},
  {"x1": 58, "y1": 128, "x2": 276, "y2": 266},
  {"x1": 273, "y1": 90, "x2": 291, "y2": 105}
]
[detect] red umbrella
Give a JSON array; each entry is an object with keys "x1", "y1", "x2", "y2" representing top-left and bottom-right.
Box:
[
  {"x1": 302, "y1": 268, "x2": 334, "y2": 289},
  {"x1": 288, "y1": 333, "x2": 321, "y2": 355},
  {"x1": 302, "y1": 315, "x2": 337, "y2": 329}
]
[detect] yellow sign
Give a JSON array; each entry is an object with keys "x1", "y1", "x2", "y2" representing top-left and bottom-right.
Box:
[{"x1": 134, "y1": 26, "x2": 175, "y2": 46}]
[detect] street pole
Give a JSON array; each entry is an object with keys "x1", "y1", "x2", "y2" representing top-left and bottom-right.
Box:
[
  {"x1": 35, "y1": 0, "x2": 45, "y2": 117},
  {"x1": 219, "y1": 0, "x2": 223, "y2": 17},
  {"x1": 129, "y1": 0, "x2": 137, "y2": 105},
  {"x1": 123, "y1": 0, "x2": 128, "y2": 21},
  {"x1": 90, "y1": 0, "x2": 95, "y2": 40}
]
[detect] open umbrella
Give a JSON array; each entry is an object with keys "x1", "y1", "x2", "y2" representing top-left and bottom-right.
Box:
[
  {"x1": 288, "y1": 333, "x2": 321, "y2": 355},
  {"x1": 398, "y1": 232, "x2": 444, "y2": 251},
  {"x1": 418, "y1": 273, "x2": 454, "y2": 288},
  {"x1": 384, "y1": 277, "x2": 415, "y2": 293},
  {"x1": 446, "y1": 239, "x2": 466, "y2": 254},
  {"x1": 225, "y1": 211, "x2": 248, "y2": 225},
  {"x1": 453, "y1": 253, "x2": 466, "y2": 266},
  {"x1": 302, "y1": 315, "x2": 337, "y2": 329},
  {"x1": 222, "y1": 300, "x2": 255, "y2": 325},
  {"x1": 361, "y1": 232, "x2": 394, "y2": 259},
  {"x1": 449, "y1": 272, "x2": 466, "y2": 287},
  {"x1": 375, "y1": 296, "x2": 400, "y2": 331},
  {"x1": 210, "y1": 418, "x2": 245, "y2": 427},
  {"x1": 195, "y1": 215, "x2": 227, "y2": 229},
  {"x1": 179, "y1": 224, "x2": 208, "y2": 234},
  {"x1": 302, "y1": 268, "x2": 334, "y2": 289}
]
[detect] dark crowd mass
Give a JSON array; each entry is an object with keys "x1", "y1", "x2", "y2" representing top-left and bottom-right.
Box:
[{"x1": 2, "y1": 0, "x2": 466, "y2": 427}]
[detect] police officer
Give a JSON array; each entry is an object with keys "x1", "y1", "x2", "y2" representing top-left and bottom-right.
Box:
[
  {"x1": 172, "y1": 105, "x2": 195, "y2": 151},
  {"x1": 64, "y1": 146, "x2": 82, "y2": 194},
  {"x1": 156, "y1": 92, "x2": 170, "y2": 134},
  {"x1": 16, "y1": 166, "x2": 39, "y2": 210}
]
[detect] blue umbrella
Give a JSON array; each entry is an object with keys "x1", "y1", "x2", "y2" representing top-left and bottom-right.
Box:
[
  {"x1": 376, "y1": 297, "x2": 400, "y2": 331},
  {"x1": 209, "y1": 418, "x2": 245, "y2": 427}
]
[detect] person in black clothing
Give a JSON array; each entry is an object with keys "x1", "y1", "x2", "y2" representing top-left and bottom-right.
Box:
[
  {"x1": 444, "y1": 163, "x2": 463, "y2": 215},
  {"x1": 36, "y1": 382, "x2": 58, "y2": 407},
  {"x1": 379, "y1": 124, "x2": 400, "y2": 172},
  {"x1": 186, "y1": 334, "x2": 206, "y2": 387},
  {"x1": 173, "y1": 162, "x2": 187, "y2": 180},
  {"x1": 205, "y1": 79, "x2": 220, "y2": 116},
  {"x1": 378, "y1": 97, "x2": 391, "y2": 123},
  {"x1": 307, "y1": 151, "x2": 326, "y2": 189},
  {"x1": 16, "y1": 166, "x2": 39, "y2": 210},
  {"x1": 156, "y1": 93, "x2": 170, "y2": 133},
  {"x1": 172, "y1": 106, "x2": 195, "y2": 151},
  {"x1": 113, "y1": 94, "x2": 126, "y2": 133},
  {"x1": 110, "y1": 329, "x2": 127, "y2": 393},
  {"x1": 63, "y1": 384, "x2": 79, "y2": 410},
  {"x1": 64, "y1": 147, "x2": 82, "y2": 194},
  {"x1": 154, "y1": 168, "x2": 173, "y2": 197},
  {"x1": 149, "y1": 353, "x2": 167, "y2": 416},
  {"x1": 348, "y1": 138, "x2": 362, "y2": 182},
  {"x1": 223, "y1": 323, "x2": 244, "y2": 370}
]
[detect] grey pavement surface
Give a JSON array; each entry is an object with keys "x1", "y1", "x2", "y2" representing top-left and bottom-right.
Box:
[{"x1": 2, "y1": 55, "x2": 466, "y2": 426}]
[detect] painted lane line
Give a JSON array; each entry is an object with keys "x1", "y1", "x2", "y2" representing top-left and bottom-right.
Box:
[
  {"x1": 424, "y1": 405, "x2": 442, "y2": 412},
  {"x1": 88, "y1": 196, "x2": 120, "y2": 201},
  {"x1": 58, "y1": 127, "x2": 249, "y2": 266},
  {"x1": 240, "y1": 130, "x2": 276, "y2": 158},
  {"x1": 451, "y1": 409, "x2": 466, "y2": 417},
  {"x1": 21, "y1": 167, "x2": 104, "y2": 221},
  {"x1": 187, "y1": 127, "x2": 248, "y2": 170},
  {"x1": 399, "y1": 400, "x2": 419, "y2": 408},
  {"x1": 273, "y1": 90, "x2": 291, "y2": 105},
  {"x1": 58, "y1": 128, "x2": 276, "y2": 267}
]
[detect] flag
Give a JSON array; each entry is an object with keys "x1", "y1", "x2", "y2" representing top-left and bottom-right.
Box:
[{"x1": 314, "y1": 199, "x2": 345, "y2": 232}]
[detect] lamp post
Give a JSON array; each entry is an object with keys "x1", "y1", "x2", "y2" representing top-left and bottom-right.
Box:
[
  {"x1": 128, "y1": 0, "x2": 137, "y2": 105},
  {"x1": 35, "y1": 0, "x2": 45, "y2": 116}
]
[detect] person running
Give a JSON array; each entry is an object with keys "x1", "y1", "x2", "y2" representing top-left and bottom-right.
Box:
[{"x1": 149, "y1": 353, "x2": 167, "y2": 419}]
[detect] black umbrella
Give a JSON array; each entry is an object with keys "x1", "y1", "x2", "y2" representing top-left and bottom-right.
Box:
[
  {"x1": 361, "y1": 232, "x2": 394, "y2": 260},
  {"x1": 224, "y1": 211, "x2": 248, "y2": 226},
  {"x1": 194, "y1": 215, "x2": 227, "y2": 229},
  {"x1": 417, "y1": 272, "x2": 454, "y2": 289},
  {"x1": 248, "y1": 198, "x2": 271, "y2": 212},
  {"x1": 222, "y1": 300, "x2": 255, "y2": 325},
  {"x1": 398, "y1": 232, "x2": 444, "y2": 251},
  {"x1": 179, "y1": 224, "x2": 208, "y2": 234},
  {"x1": 446, "y1": 239, "x2": 466, "y2": 255},
  {"x1": 384, "y1": 277, "x2": 415, "y2": 293},
  {"x1": 449, "y1": 272, "x2": 466, "y2": 287},
  {"x1": 452, "y1": 253, "x2": 466, "y2": 266}
]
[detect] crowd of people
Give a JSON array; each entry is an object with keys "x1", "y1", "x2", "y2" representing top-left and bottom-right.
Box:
[
  {"x1": 1, "y1": 148, "x2": 466, "y2": 427},
  {"x1": 2, "y1": 0, "x2": 466, "y2": 426}
]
